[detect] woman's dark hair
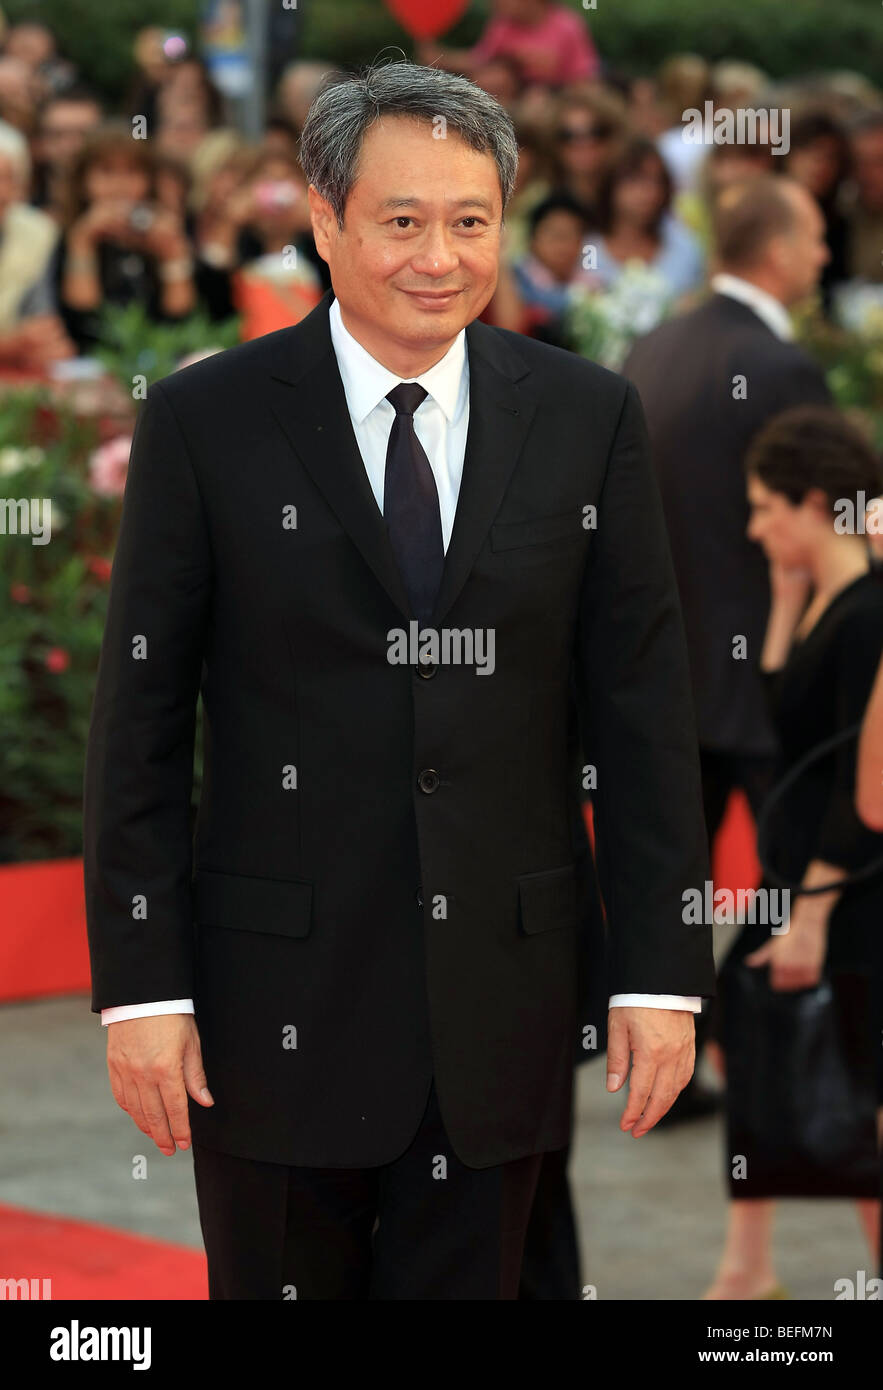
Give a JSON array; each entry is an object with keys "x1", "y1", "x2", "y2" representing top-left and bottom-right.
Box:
[
  {"x1": 787, "y1": 108, "x2": 851, "y2": 193},
  {"x1": 62, "y1": 122, "x2": 157, "y2": 227},
  {"x1": 594, "y1": 137, "x2": 673, "y2": 236},
  {"x1": 528, "y1": 190, "x2": 588, "y2": 237},
  {"x1": 745, "y1": 405, "x2": 883, "y2": 510}
]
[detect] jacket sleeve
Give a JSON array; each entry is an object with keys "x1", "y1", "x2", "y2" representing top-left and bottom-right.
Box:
[
  {"x1": 83, "y1": 381, "x2": 212, "y2": 1011},
  {"x1": 573, "y1": 380, "x2": 715, "y2": 997}
]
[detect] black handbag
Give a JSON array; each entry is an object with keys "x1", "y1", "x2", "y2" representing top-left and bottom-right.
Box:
[
  {"x1": 721, "y1": 723, "x2": 880, "y2": 1198},
  {"x1": 720, "y1": 960, "x2": 878, "y2": 1198}
]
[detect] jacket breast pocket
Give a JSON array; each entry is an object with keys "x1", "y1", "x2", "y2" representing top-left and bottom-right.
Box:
[
  {"x1": 193, "y1": 868, "x2": 313, "y2": 938},
  {"x1": 517, "y1": 863, "x2": 580, "y2": 935},
  {"x1": 491, "y1": 509, "x2": 585, "y2": 553}
]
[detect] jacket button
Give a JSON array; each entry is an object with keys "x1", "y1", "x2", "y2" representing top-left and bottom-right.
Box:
[
  {"x1": 416, "y1": 657, "x2": 437, "y2": 679},
  {"x1": 417, "y1": 768, "x2": 440, "y2": 794},
  {"x1": 416, "y1": 887, "x2": 424, "y2": 908}
]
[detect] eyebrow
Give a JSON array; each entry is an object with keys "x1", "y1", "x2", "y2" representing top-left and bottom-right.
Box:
[{"x1": 378, "y1": 196, "x2": 496, "y2": 214}]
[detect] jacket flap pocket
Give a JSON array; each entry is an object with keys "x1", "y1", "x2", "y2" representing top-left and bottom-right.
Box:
[
  {"x1": 517, "y1": 863, "x2": 580, "y2": 935},
  {"x1": 193, "y1": 869, "x2": 312, "y2": 938},
  {"x1": 491, "y1": 509, "x2": 584, "y2": 552}
]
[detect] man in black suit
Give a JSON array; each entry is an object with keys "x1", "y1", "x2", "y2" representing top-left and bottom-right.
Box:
[
  {"x1": 84, "y1": 61, "x2": 714, "y2": 1300},
  {"x1": 625, "y1": 176, "x2": 832, "y2": 853}
]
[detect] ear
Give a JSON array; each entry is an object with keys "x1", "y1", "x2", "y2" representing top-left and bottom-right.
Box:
[
  {"x1": 765, "y1": 233, "x2": 790, "y2": 276},
  {"x1": 803, "y1": 485, "x2": 831, "y2": 518},
  {"x1": 307, "y1": 184, "x2": 335, "y2": 263}
]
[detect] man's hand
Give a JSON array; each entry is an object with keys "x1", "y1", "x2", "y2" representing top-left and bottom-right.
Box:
[
  {"x1": 106, "y1": 1014, "x2": 213, "y2": 1156},
  {"x1": 606, "y1": 1007, "x2": 696, "y2": 1137}
]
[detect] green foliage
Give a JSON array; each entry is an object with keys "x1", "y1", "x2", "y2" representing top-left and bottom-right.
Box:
[
  {"x1": 587, "y1": 0, "x2": 881, "y2": 81},
  {"x1": 0, "y1": 302, "x2": 230, "y2": 862},
  {"x1": 2, "y1": 0, "x2": 199, "y2": 103},
  {"x1": 0, "y1": 391, "x2": 111, "y2": 860},
  {"x1": 795, "y1": 312, "x2": 883, "y2": 452},
  {"x1": 94, "y1": 301, "x2": 240, "y2": 395}
]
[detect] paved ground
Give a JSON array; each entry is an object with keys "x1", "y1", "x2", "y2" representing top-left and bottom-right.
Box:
[{"x1": 0, "y1": 994, "x2": 872, "y2": 1299}]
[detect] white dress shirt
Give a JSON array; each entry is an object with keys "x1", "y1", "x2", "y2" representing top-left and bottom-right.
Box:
[
  {"x1": 102, "y1": 296, "x2": 699, "y2": 1022},
  {"x1": 710, "y1": 273, "x2": 794, "y2": 342}
]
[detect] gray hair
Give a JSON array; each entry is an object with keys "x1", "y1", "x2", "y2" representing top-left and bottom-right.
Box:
[{"x1": 299, "y1": 59, "x2": 518, "y2": 228}]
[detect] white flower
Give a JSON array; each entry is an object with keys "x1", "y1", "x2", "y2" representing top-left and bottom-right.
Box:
[
  {"x1": 0, "y1": 445, "x2": 45, "y2": 476},
  {"x1": 833, "y1": 281, "x2": 883, "y2": 339}
]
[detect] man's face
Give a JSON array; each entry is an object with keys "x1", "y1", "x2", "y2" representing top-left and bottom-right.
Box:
[
  {"x1": 775, "y1": 185, "x2": 829, "y2": 304},
  {"x1": 308, "y1": 115, "x2": 503, "y2": 365}
]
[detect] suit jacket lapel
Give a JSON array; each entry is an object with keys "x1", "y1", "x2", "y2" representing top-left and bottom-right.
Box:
[
  {"x1": 268, "y1": 289, "x2": 538, "y2": 627},
  {"x1": 431, "y1": 317, "x2": 537, "y2": 626},
  {"x1": 269, "y1": 291, "x2": 412, "y2": 620}
]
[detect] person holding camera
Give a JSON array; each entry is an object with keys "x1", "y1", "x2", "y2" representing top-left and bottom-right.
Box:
[{"x1": 55, "y1": 122, "x2": 196, "y2": 352}]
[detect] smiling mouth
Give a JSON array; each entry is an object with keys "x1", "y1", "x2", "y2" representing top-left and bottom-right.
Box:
[{"x1": 402, "y1": 288, "x2": 462, "y2": 300}]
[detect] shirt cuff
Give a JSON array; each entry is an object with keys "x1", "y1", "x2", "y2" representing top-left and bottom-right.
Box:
[
  {"x1": 101, "y1": 999, "x2": 195, "y2": 1026},
  {"x1": 608, "y1": 993, "x2": 702, "y2": 1013}
]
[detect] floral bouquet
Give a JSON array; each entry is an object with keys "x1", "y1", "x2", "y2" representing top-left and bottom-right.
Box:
[{"x1": 564, "y1": 262, "x2": 674, "y2": 370}]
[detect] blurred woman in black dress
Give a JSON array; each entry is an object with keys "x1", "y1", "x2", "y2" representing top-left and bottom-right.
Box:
[{"x1": 705, "y1": 406, "x2": 883, "y2": 1299}]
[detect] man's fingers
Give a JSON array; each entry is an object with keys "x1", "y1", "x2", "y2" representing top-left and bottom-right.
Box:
[
  {"x1": 121, "y1": 1079, "x2": 151, "y2": 1137},
  {"x1": 158, "y1": 1079, "x2": 193, "y2": 1151},
  {"x1": 620, "y1": 1055, "x2": 655, "y2": 1130},
  {"x1": 134, "y1": 1079, "x2": 176, "y2": 1156},
  {"x1": 605, "y1": 1011, "x2": 631, "y2": 1092},
  {"x1": 631, "y1": 1063, "x2": 682, "y2": 1136},
  {"x1": 182, "y1": 1043, "x2": 214, "y2": 1107}
]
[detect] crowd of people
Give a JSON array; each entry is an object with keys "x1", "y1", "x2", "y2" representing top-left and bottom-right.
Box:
[
  {"x1": 3, "y1": 1, "x2": 882, "y2": 1297},
  {"x1": 0, "y1": 6, "x2": 881, "y2": 370}
]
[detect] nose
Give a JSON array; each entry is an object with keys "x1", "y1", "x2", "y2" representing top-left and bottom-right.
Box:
[{"x1": 409, "y1": 223, "x2": 459, "y2": 278}]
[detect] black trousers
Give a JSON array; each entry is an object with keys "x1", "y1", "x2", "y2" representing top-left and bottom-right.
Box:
[
  {"x1": 518, "y1": 1142, "x2": 582, "y2": 1299},
  {"x1": 192, "y1": 1076, "x2": 543, "y2": 1300}
]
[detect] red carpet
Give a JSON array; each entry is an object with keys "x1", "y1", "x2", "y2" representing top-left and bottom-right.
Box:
[
  {"x1": 0, "y1": 858, "x2": 90, "y2": 1002},
  {"x1": 0, "y1": 1203, "x2": 207, "y2": 1300}
]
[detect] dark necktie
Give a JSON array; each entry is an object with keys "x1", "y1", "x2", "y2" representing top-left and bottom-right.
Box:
[{"x1": 384, "y1": 383, "x2": 444, "y2": 623}]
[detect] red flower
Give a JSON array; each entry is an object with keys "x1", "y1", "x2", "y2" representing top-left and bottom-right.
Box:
[
  {"x1": 87, "y1": 556, "x2": 112, "y2": 582},
  {"x1": 10, "y1": 583, "x2": 31, "y2": 603},
  {"x1": 45, "y1": 647, "x2": 70, "y2": 673}
]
